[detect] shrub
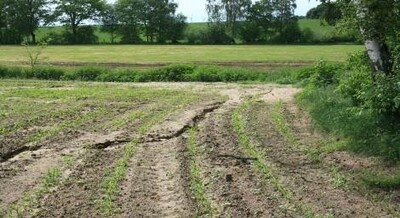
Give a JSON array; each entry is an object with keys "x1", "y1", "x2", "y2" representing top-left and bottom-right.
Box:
[
  {"x1": 32, "y1": 67, "x2": 65, "y2": 80},
  {"x1": 73, "y1": 67, "x2": 105, "y2": 81},
  {"x1": 308, "y1": 60, "x2": 342, "y2": 87},
  {"x1": 150, "y1": 64, "x2": 195, "y2": 81}
]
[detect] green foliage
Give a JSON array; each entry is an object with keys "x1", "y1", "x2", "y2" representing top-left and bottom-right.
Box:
[
  {"x1": 54, "y1": 0, "x2": 107, "y2": 44},
  {"x1": 72, "y1": 66, "x2": 105, "y2": 81},
  {"x1": 337, "y1": 51, "x2": 400, "y2": 116},
  {"x1": 308, "y1": 60, "x2": 342, "y2": 87},
  {"x1": 298, "y1": 55, "x2": 400, "y2": 162},
  {"x1": 363, "y1": 171, "x2": 400, "y2": 189},
  {"x1": 0, "y1": 63, "x2": 310, "y2": 84}
]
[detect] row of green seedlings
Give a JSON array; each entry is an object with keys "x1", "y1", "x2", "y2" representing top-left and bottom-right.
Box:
[
  {"x1": 271, "y1": 101, "x2": 349, "y2": 189},
  {"x1": 271, "y1": 101, "x2": 400, "y2": 216},
  {"x1": 7, "y1": 94, "x2": 193, "y2": 217},
  {"x1": 2, "y1": 168, "x2": 62, "y2": 217},
  {"x1": 96, "y1": 95, "x2": 200, "y2": 216},
  {"x1": 187, "y1": 128, "x2": 216, "y2": 216},
  {"x1": 231, "y1": 100, "x2": 333, "y2": 218}
]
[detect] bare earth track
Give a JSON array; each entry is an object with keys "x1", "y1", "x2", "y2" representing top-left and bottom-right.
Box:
[{"x1": 1, "y1": 81, "x2": 399, "y2": 217}]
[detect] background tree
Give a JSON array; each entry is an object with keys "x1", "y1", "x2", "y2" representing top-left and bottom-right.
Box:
[
  {"x1": 2, "y1": 0, "x2": 53, "y2": 44},
  {"x1": 115, "y1": 0, "x2": 143, "y2": 43},
  {"x1": 206, "y1": 0, "x2": 251, "y2": 39},
  {"x1": 166, "y1": 13, "x2": 187, "y2": 43},
  {"x1": 271, "y1": 0, "x2": 296, "y2": 36},
  {"x1": 0, "y1": 0, "x2": 24, "y2": 44},
  {"x1": 101, "y1": 3, "x2": 119, "y2": 43},
  {"x1": 54, "y1": 0, "x2": 106, "y2": 43},
  {"x1": 143, "y1": 0, "x2": 178, "y2": 43},
  {"x1": 306, "y1": 2, "x2": 342, "y2": 25},
  {"x1": 241, "y1": 0, "x2": 274, "y2": 43}
]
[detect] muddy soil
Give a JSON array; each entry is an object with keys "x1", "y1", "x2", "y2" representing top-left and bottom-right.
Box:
[{"x1": 1, "y1": 82, "x2": 398, "y2": 217}]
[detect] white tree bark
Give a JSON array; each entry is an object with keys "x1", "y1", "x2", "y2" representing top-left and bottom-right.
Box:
[{"x1": 354, "y1": 0, "x2": 392, "y2": 74}]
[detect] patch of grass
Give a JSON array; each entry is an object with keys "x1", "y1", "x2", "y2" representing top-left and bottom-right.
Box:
[
  {"x1": 0, "y1": 45, "x2": 362, "y2": 66},
  {"x1": 187, "y1": 128, "x2": 215, "y2": 216},
  {"x1": 4, "y1": 167, "x2": 62, "y2": 218}
]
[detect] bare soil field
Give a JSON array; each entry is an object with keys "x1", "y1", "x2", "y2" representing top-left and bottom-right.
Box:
[{"x1": 0, "y1": 80, "x2": 399, "y2": 217}]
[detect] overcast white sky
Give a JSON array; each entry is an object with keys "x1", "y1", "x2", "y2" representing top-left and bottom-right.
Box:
[{"x1": 107, "y1": 0, "x2": 320, "y2": 22}]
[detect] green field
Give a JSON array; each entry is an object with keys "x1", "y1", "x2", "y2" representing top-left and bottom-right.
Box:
[{"x1": 0, "y1": 44, "x2": 362, "y2": 66}]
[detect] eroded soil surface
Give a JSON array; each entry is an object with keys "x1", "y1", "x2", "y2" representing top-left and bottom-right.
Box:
[{"x1": 1, "y1": 81, "x2": 399, "y2": 217}]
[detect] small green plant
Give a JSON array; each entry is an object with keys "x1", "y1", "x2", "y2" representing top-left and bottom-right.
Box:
[
  {"x1": 330, "y1": 167, "x2": 348, "y2": 188},
  {"x1": 22, "y1": 40, "x2": 49, "y2": 71}
]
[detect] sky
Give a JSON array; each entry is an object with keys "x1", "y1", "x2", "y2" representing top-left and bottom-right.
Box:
[{"x1": 107, "y1": 0, "x2": 320, "y2": 23}]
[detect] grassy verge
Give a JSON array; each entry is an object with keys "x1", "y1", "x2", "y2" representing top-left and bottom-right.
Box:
[{"x1": 187, "y1": 128, "x2": 215, "y2": 216}]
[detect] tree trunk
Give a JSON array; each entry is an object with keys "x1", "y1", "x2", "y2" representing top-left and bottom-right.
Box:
[
  {"x1": 364, "y1": 39, "x2": 392, "y2": 75},
  {"x1": 31, "y1": 32, "x2": 36, "y2": 44},
  {"x1": 72, "y1": 25, "x2": 77, "y2": 43},
  {"x1": 355, "y1": 0, "x2": 392, "y2": 75}
]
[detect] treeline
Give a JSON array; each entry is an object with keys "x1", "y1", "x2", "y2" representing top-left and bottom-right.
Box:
[{"x1": 0, "y1": 0, "x2": 356, "y2": 45}]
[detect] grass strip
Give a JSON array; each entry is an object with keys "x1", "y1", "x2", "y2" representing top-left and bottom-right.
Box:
[
  {"x1": 3, "y1": 167, "x2": 62, "y2": 218},
  {"x1": 187, "y1": 128, "x2": 215, "y2": 216},
  {"x1": 232, "y1": 100, "x2": 333, "y2": 218}
]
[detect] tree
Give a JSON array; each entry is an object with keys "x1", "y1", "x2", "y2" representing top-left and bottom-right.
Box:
[
  {"x1": 54, "y1": 0, "x2": 106, "y2": 43},
  {"x1": 206, "y1": 0, "x2": 252, "y2": 38},
  {"x1": 115, "y1": 0, "x2": 184, "y2": 43},
  {"x1": 271, "y1": 0, "x2": 296, "y2": 35},
  {"x1": 306, "y1": 2, "x2": 342, "y2": 25},
  {"x1": 166, "y1": 13, "x2": 187, "y2": 43},
  {"x1": 2, "y1": 0, "x2": 53, "y2": 44},
  {"x1": 241, "y1": 0, "x2": 274, "y2": 42},
  {"x1": 321, "y1": 0, "x2": 400, "y2": 75},
  {"x1": 101, "y1": 3, "x2": 119, "y2": 43},
  {"x1": 142, "y1": 0, "x2": 179, "y2": 43},
  {"x1": 0, "y1": 0, "x2": 24, "y2": 44},
  {"x1": 115, "y1": 0, "x2": 144, "y2": 43}
]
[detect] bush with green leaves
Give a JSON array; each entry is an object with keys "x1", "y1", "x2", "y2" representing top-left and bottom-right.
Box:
[{"x1": 308, "y1": 60, "x2": 342, "y2": 87}]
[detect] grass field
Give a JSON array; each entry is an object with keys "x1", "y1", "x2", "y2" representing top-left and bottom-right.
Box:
[
  {"x1": 1, "y1": 80, "x2": 399, "y2": 217},
  {"x1": 0, "y1": 44, "x2": 362, "y2": 66}
]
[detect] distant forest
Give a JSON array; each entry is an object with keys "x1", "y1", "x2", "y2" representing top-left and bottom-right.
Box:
[{"x1": 0, "y1": 0, "x2": 359, "y2": 45}]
